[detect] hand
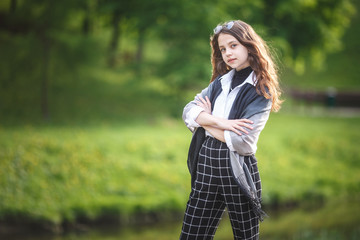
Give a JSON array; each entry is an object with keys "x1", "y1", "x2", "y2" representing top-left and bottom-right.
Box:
[
  {"x1": 215, "y1": 118, "x2": 253, "y2": 136},
  {"x1": 196, "y1": 96, "x2": 212, "y2": 114}
]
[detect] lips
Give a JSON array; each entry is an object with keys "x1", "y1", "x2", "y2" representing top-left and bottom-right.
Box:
[{"x1": 228, "y1": 58, "x2": 236, "y2": 63}]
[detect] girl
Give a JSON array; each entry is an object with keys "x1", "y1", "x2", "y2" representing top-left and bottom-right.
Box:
[{"x1": 180, "y1": 20, "x2": 282, "y2": 240}]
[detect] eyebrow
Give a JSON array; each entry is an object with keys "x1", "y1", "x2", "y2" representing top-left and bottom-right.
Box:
[{"x1": 218, "y1": 40, "x2": 238, "y2": 48}]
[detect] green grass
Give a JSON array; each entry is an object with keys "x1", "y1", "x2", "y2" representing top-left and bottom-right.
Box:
[
  {"x1": 1, "y1": 113, "x2": 359, "y2": 227},
  {"x1": 258, "y1": 112, "x2": 360, "y2": 205},
  {"x1": 0, "y1": 120, "x2": 191, "y2": 224}
]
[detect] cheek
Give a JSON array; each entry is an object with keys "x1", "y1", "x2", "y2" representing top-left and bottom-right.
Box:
[
  {"x1": 220, "y1": 52, "x2": 227, "y2": 61},
  {"x1": 241, "y1": 47, "x2": 249, "y2": 58},
  {"x1": 237, "y1": 44, "x2": 247, "y2": 55}
]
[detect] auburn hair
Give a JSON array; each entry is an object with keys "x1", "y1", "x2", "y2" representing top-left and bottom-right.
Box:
[{"x1": 210, "y1": 20, "x2": 282, "y2": 112}]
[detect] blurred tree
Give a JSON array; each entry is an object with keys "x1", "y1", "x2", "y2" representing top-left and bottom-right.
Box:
[
  {"x1": 9, "y1": 0, "x2": 16, "y2": 13},
  {"x1": 259, "y1": 0, "x2": 355, "y2": 73},
  {"x1": 108, "y1": 7, "x2": 122, "y2": 67},
  {"x1": 0, "y1": 0, "x2": 90, "y2": 120},
  {"x1": 213, "y1": 0, "x2": 355, "y2": 73},
  {"x1": 153, "y1": 0, "x2": 355, "y2": 94},
  {"x1": 155, "y1": 0, "x2": 218, "y2": 90},
  {"x1": 98, "y1": 0, "x2": 127, "y2": 67},
  {"x1": 130, "y1": 0, "x2": 167, "y2": 65},
  {"x1": 81, "y1": 1, "x2": 96, "y2": 36},
  {"x1": 0, "y1": 0, "x2": 356, "y2": 121},
  {"x1": 99, "y1": 0, "x2": 174, "y2": 68}
]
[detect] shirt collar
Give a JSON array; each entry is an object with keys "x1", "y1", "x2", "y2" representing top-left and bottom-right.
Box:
[{"x1": 220, "y1": 69, "x2": 256, "y2": 93}]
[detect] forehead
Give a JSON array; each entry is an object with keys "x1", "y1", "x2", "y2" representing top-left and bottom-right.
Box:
[{"x1": 218, "y1": 33, "x2": 239, "y2": 46}]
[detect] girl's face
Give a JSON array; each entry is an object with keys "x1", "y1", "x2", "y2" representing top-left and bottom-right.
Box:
[{"x1": 218, "y1": 33, "x2": 250, "y2": 71}]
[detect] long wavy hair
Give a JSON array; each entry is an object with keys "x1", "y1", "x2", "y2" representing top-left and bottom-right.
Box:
[{"x1": 210, "y1": 20, "x2": 282, "y2": 112}]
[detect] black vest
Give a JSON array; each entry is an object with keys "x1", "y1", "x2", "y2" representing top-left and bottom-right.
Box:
[{"x1": 187, "y1": 75, "x2": 269, "y2": 187}]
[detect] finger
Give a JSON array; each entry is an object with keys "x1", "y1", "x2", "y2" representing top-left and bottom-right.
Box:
[
  {"x1": 235, "y1": 121, "x2": 254, "y2": 129},
  {"x1": 205, "y1": 96, "x2": 211, "y2": 105},
  {"x1": 235, "y1": 126, "x2": 249, "y2": 134},
  {"x1": 199, "y1": 96, "x2": 207, "y2": 104},
  {"x1": 240, "y1": 123, "x2": 253, "y2": 130},
  {"x1": 203, "y1": 96, "x2": 211, "y2": 108},
  {"x1": 196, "y1": 99, "x2": 207, "y2": 106},
  {"x1": 231, "y1": 127, "x2": 242, "y2": 136},
  {"x1": 239, "y1": 119, "x2": 254, "y2": 124}
]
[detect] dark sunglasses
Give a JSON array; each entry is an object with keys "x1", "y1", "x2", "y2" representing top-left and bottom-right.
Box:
[{"x1": 213, "y1": 21, "x2": 235, "y2": 34}]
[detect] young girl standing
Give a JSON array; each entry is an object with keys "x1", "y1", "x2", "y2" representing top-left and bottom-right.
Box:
[{"x1": 180, "y1": 20, "x2": 282, "y2": 240}]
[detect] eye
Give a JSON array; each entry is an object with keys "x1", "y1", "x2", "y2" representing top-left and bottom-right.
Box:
[
  {"x1": 220, "y1": 48, "x2": 226, "y2": 53},
  {"x1": 231, "y1": 44, "x2": 237, "y2": 48}
]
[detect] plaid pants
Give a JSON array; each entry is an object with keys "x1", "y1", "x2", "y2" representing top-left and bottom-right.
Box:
[{"x1": 180, "y1": 137, "x2": 261, "y2": 240}]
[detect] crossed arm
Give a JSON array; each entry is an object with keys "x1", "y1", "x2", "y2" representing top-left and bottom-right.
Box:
[{"x1": 195, "y1": 96, "x2": 253, "y2": 143}]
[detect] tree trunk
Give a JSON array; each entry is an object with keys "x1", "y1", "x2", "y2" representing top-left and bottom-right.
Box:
[
  {"x1": 10, "y1": 0, "x2": 17, "y2": 13},
  {"x1": 82, "y1": 14, "x2": 91, "y2": 36},
  {"x1": 40, "y1": 34, "x2": 50, "y2": 120},
  {"x1": 136, "y1": 27, "x2": 145, "y2": 64},
  {"x1": 82, "y1": 1, "x2": 93, "y2": 36},
  {"x1": 108, "y1": 9, "x2": 121, "y2": 68}
]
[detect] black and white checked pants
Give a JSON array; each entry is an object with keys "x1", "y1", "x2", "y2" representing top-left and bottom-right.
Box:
[{"x1": 180, "y1": 136, "x2": 261, "y2": 240}]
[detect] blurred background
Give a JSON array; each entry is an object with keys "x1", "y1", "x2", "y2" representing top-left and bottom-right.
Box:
[{"x1": 0, "y1": 0, "x2": 359, "y2": 239}]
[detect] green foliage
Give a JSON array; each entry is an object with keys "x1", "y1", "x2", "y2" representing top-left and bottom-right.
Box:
[
  {"x1": 0, "y1": 32, "x2": 104, "y2": 123},
  {"x1": 261, "y1": 0, "x2": 356, "y2": 73},
  {"x1": 0, "y1": 0, "x2": 356, "y2": 93},
  {"x1": 281, "y1": 0, "x2": 360, "y2": 90}
]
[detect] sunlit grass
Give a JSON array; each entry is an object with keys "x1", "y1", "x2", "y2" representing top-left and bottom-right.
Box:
[
  {"x1": 0, "y1": 113, "x2": 359, "y2": 227},
  {"x1": 0, "y1": 121, "x2": 191, "y2": 224}
]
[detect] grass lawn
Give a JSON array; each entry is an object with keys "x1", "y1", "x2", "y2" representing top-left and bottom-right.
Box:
[{"x1": 1, "y1": 111, "x2": 359, "y2": 227}]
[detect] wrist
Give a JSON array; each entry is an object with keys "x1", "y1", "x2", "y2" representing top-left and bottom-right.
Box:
[
  {"x1": 196, "y1": 112, "x2": 217, "y2": 126},
  {"x1": 213, "y1": 116, "x2": 226, "y2": 128}
]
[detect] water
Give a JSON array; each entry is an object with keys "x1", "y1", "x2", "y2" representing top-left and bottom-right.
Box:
[{"x1": 2, "y1": 202, "x2": 360, "y2": 240}]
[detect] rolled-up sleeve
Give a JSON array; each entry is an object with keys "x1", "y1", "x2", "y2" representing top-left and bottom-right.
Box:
[
  {"x1": 182, "y1": 85, "x2": 212, "y2": 132},
  {"x1": 184, "y1": 105, "x2": 204, "y2": 130}
]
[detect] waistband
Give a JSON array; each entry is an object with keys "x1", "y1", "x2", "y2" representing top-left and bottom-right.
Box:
[{"x1": 204, "y1": 136, "x2": 229, "y2": 150}]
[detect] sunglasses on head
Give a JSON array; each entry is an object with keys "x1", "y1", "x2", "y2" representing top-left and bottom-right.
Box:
[{"x1": 213, "y1": 21, "x2": 235, "y2": 34}]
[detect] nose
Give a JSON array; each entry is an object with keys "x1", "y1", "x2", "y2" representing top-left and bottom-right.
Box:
[{"x1": 225, "y1": 49, "x2": 232, "y2": 57}]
